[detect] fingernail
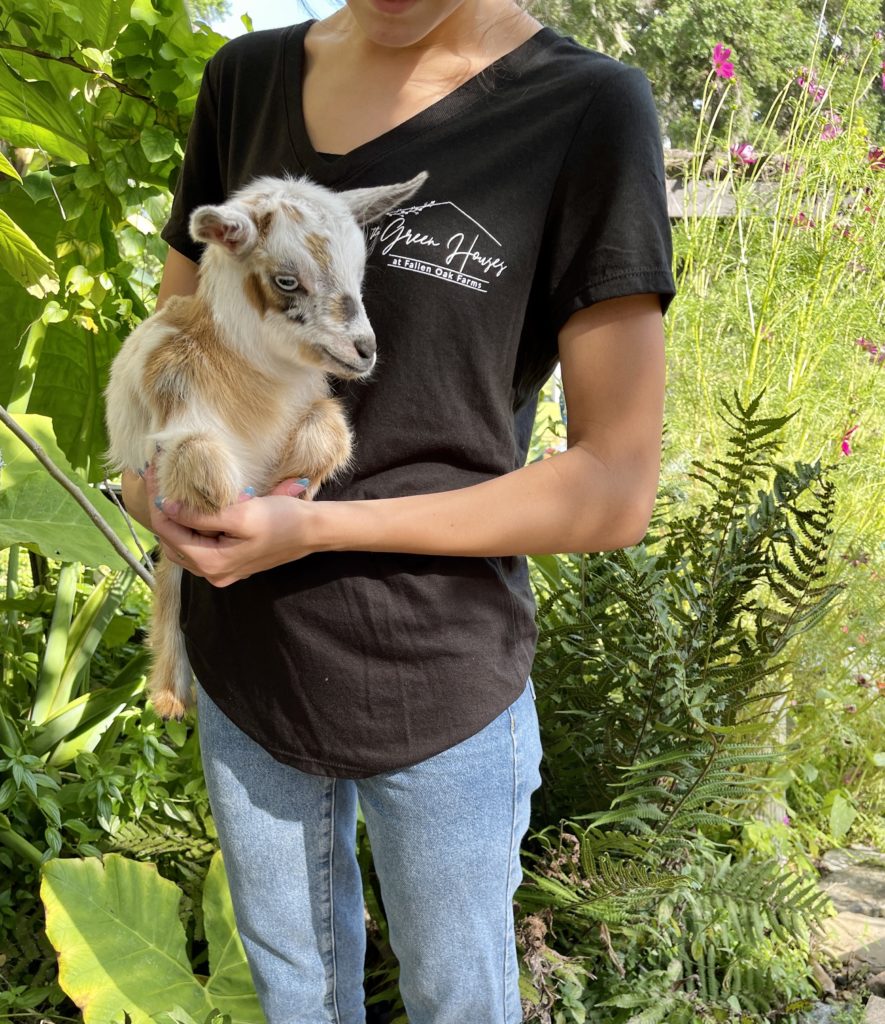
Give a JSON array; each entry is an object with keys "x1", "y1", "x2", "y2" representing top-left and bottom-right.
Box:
[
  {"x1": 154, "y1": 496, "x2": 165, "y2": 510},
  {"x1": 237, "y1": 486, "x2": 256, "y2": 503},
  {"x1": 296, "y1": 478, "x2": 310, "y2": 487},
  {"x1": 136, "y1": 466, "x2": 145, "y2": 478}
]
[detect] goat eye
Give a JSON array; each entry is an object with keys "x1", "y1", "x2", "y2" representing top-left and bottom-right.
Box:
[{"x1": 273, "y1": 275, "x2": 299, "y2": 292}]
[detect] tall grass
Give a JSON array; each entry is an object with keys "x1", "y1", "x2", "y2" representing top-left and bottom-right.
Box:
[{"x1": 664, "y1": 37, "x2": 885, "y2": 552}]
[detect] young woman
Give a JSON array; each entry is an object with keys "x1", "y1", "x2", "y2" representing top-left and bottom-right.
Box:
[{"x1": 122, "y1": 0, "x2": 676, "y2": 1020}]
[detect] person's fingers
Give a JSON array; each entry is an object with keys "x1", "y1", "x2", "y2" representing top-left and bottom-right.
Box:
[{"x1": 268, "y1": 477, "x2": 310, "y2": 498}]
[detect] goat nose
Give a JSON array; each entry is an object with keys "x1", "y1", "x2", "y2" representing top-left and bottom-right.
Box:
[{"x1": 353, "y1": 334, "x2": 376, "y2": 359}]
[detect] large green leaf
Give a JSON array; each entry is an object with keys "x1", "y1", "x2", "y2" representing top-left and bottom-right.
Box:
[
  {"x1": 0, "y1": 58, "x2": 88, "y2": 164},
  {"x1": 42, "y1": 855, "x2": 213, "y2": 1023},
  {"x1": 27, "y1": 318, "x2": 120, "y2": 479},
  {"x1": 0, "y1": 208, "x2": 58, "y2": 296},
  {"x1": 202, "y1": 853, "x2": 266, "y2": 1021},
  {"x1": 41, "y1": 852, "x2": 264, "y2": 1024},
  {"x1": 0, "y1": 413, "x2": 151, "y2": 566},
  {"x1": 53, "y1": 0, "x2": 131, "y2": 53}
]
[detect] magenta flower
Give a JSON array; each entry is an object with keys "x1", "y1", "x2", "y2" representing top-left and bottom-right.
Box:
[
  {"x1": 869, "y1": 146, "x2": 885, "y2": 170},
  {"x1": 712, "y1": 43, "x2": 735, "y2": 78},
  {"x1": 730, "y1": 141, "x2": 757, "y2": 164},
  {"x1": 790, "y1": 211, "x2": 816, "y2": 228},
  {"x1": 782, "y1": 814, "x2": 792, "y2": 826},
  {"x1": 821, "y1": 112, "x2": 843, "y2": 140},
  {"x1": 855, "y1": 337, "x2": 885, "y2": 364},
  {"x1": 841, "y1": 424, "x2": 859, "y2": 456},
  {"x1": 797, "y1": 68, "x2": 827, "y2": 103}
]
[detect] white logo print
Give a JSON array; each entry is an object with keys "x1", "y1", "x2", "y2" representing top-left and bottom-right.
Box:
[{"x1": 366, "y1": 199, "x2": 508, "y2": 294}]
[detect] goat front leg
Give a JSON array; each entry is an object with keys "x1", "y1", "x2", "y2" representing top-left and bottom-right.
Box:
[
  {"x1": 275, "y1": 397, "x2": 353, "y2": 499},
  {"x1": 149, "y1": 558, "x2": 193, "y2": 719},
  {"x1": 153, "y1": 427, "x2": 241, "y2": 514}
]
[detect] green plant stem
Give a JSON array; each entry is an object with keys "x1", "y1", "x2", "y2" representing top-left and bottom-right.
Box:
[
  {"x1": 0, "y1": 404, "x2": 154, "y2": 588},
  {"x1": 0, "y1": 822, "x2": 43, "y2": 867}
]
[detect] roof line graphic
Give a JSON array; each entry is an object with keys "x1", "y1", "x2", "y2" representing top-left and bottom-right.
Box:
[{"x1": 398, "y1": 200, "x2": 502, "y2": 248}]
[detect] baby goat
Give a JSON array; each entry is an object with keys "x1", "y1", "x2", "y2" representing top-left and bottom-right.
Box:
[{"x1": 106, "y1": 172, "x2": 427, "y2": 719}]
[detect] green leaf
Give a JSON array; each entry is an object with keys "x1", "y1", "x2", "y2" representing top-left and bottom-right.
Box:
[
  {"x1": 0, "y1": 150, "x2": 22, "y2": 183},
  {"x1": 828, "y1": 793, "x2": 857, "y2": 843},
  {"x1": 0, "y1": 58, "x2": 89, "y2": 164},
  {"x1": 202, "y1": 853, "x2": 266, "y2": 1021},
  {"x1": 0, "y1": 209, "x2": 58, "y2": 297},
  {"x1": 41, "y1": 853, "x2": 264, "y2": 1023},
  {"x1": 140, "y1": 125, "x2": 177, "y2": 163},
  {"x1": 0, "y1": 413, "x2": 151, "y2": 566},
  {"x1": 41, "y1": 855, "x2": 212, "y2": 1023}
]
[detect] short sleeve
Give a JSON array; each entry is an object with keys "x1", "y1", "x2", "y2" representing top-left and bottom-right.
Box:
[
  {"x1": 543, "y1": 64, "x2": 676, "y2": 330},
  {"x1": 160, "y1": 59, "x2": 225, "y2": 264}
]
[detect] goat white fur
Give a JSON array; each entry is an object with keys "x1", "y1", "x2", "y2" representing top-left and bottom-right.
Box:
[{"x1": 106, "y1": 172, "x2": 427, "y2": 719}]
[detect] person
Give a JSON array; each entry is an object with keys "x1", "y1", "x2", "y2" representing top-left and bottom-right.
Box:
[{"x1": 121, "y1": 0, "x2": 676, "y2": 1020}]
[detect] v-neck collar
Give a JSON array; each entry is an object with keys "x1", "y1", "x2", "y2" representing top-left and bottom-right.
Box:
[{"x1": 283, "y1": 21, "x2": 558, "y2": 185}]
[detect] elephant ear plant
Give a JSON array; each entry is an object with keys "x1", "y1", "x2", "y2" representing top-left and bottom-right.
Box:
[{"x1": 41, "y1": 851, "x2": 264, "y2": 1024}]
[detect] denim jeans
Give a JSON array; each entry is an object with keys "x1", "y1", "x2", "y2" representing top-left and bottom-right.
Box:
[{"x1": 196, "y1": 681, "x2": 542, "y2": 1024}]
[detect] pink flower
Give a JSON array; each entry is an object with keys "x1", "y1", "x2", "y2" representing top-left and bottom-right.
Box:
[
  {"x1": 841, "y1": 424, "x2": 859, "y2": 456},
  {"x1": 782, "y1": 814, "x2": 792, "y2": 826},
  {"x1": 730, "y1": 141, "x2": 757, "y2": 164},
  {"x1": 855, "y1": 337, "x2": 885, "y2": 364},
  {"x1": 821, "y1": 112, "x2": 843, "y2": 140},
  {"x1": 712, "y1": 43, "x2": 735, "y2": 79},
  {"x1": 791, "y1": 211, "x2": 816, "y2": 228},
  {"x1": 797, "y1": 68, "x2": 827, "y2": 103},
  {"x1": 869, "y1": 146, "x2": 885, "y2": 170}
]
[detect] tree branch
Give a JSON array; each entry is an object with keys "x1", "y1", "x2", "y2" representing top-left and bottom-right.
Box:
[
  {"x1": 0, "y1": 405, "x2": 154, "y2": 589},
  {"x1": 0, "y1": 42, "x2": 156, "y2": 108}
]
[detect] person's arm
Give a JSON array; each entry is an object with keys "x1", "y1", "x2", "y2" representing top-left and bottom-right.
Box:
[
  {"x1": 148, "y1": 291, "x2": 665, "y2": 586},
  {"x1": 120, "y1": 249, "x2": 200, "y2": 530}
]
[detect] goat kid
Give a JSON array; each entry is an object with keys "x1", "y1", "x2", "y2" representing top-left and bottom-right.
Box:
[{"x1": 106, "y1": 172, "x2": 427, "y2": 720}]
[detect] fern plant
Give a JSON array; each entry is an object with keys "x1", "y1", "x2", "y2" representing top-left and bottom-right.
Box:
[{"x1": 520, "y1": 392, "x2": 841, "y2": 1023}]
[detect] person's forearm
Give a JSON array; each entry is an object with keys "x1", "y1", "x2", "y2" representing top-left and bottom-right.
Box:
[{"x1": 305, "y1": 443, "x2": 659, "y2": 558}]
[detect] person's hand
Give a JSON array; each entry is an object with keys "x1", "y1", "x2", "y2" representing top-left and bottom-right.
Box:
[{"x1": 145, "y1": 468, "x2": 311, "y2": 587}]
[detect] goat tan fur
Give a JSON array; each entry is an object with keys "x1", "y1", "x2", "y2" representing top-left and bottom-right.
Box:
[{"x1": 106, "y1": 172, "x2": 427, "y2": 720}]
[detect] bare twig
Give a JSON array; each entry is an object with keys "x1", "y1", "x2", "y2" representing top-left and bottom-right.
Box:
[
  {"x1": 0, "y1": 404, "x2": 154, "y2": 588},
  {"x1": 103, "y1": 475, "x2": 155, "y2": 572}
]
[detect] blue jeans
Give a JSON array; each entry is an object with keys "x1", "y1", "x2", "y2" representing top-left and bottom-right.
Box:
[{"x1": 197, "y1": 681, "x2": 543, "y2": 1024}]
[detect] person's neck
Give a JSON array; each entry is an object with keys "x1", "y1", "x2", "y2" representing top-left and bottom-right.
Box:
[{"x1": 319, "y1": 1, "x2": 540, "y2": 76}]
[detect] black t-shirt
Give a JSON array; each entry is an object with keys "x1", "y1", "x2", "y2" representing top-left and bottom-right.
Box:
[{"x1": 161, "y1": 22, "x2": 676, "y2": 778}]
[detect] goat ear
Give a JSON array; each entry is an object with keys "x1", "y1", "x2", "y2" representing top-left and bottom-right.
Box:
[
  {"x1": 189, "y1": 203, "x2": 259, "y2": 256},
  {"x1": 339, "y1": 171, "x2": 428, "y2": 227}
]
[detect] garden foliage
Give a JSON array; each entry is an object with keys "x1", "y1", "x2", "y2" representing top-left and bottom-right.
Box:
[{"x1": 0, "y1": 2, "x2": 882, "y2": 1023}]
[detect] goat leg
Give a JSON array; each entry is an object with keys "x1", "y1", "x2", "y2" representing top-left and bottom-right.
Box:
[{"x1": 149, "y1": 558, "x2": 193, "y2": 719}]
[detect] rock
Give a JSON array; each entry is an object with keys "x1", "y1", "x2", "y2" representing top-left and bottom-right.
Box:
[
  {"x1": 801, "y1": 1004, "x2": 839, "y2": 1023},
  {"x1": 812, "y1": 960, "x2": 837, "y2": 997},
  {"x1": 866, "y1": 994, "x2": 885, "y2": 1023},
  {"x1": 822, "y1": 913, "x2": 885, "y2": 972},
  {"x1": 819, "y1": 849, "x2": 885, "y2": 918},
  {"x1": 870, "y1": 970, "x2": 885, "y2": 997}
]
